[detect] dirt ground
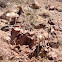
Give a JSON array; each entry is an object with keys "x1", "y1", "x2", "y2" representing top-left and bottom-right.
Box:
[{"x1": 0, "y1": 0, "x2": 62, "y2": 62}]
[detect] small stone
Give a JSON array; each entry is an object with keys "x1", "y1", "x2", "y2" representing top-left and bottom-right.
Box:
[
  {"x1": 0, "y1": 2, "x2": 6, "y2": 8},
  {"x1": 41, "y1": 9, "x2": 51, "y2": 18},
  {"x1": 56, "y1": 7, "x2": 62, "y2": 12},
  {"x1": 51, "y1": 28, "x2": 55, "y2": 33},
  {"x1": 49, "y1": 42, "x2": 60, "y2": 48},
  {"x1": 47, "y1": 52, "x2": 57, "y2": 60},
  {"x1": 1, "y1": 26, "x2": 9, "y2": 31},
  {"x1": 49, "y1": 6, "x2": 55, "y2": 10},
  {"x1": 42, "y1": 32, "x2": 48, "y2": 39},
  {"x1": 44, "y1": 48, "x2": 48, "y2": 52},
  {"x1": 0, "y1": 56, "x2": 3, "y2": 60},
  {"x1": 6, "y1": 12, "x2": 19, "y2": 18},
  {"x1": 39, "y1": 35, "x2": 43, "y2": 39},
  {"x1": 30, "y1": 0, "x2": 40, "y2": 9}
]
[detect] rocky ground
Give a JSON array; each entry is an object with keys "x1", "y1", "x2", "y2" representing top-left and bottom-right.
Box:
[{"x1": 0, "y1": 0, "x2": 62, "y2": 62}]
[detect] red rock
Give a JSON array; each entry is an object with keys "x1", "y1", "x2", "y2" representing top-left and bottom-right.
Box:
[
  {"x1": 11, "y1": 28, "x2": 36, "y2": 48},
  {"x1": 11, "y1": 27, "x2": 20, "y2": 44}
]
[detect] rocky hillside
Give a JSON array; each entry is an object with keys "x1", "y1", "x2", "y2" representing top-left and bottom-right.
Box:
[{"x1": 0, "y1": 0, "x2": 62, "y2": 62}]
